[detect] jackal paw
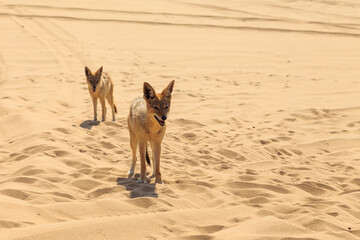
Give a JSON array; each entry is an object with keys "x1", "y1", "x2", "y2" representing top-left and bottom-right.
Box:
[
  {"x1": 149, "y1": 174, "x2": 155, "y2": 179},
  {"x1": 93, "y1": 118, "x2": 97, "y2": 122},
  {"x1": 137, "y1": 179, "x2": 147, "y2": 184}
]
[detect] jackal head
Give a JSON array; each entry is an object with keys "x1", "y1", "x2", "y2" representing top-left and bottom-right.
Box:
[
  {"x1": 143, "y1": 80, "x2": 175, "y2": 127},
  {"x1": 85, "y1": 66, "x2": 103, "y2": 92}
]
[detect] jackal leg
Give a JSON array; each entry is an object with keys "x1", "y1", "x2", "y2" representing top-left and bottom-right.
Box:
[
  {"x1": 92, "y1": 97, "x2": 98, "y2": 121},
  {"x1": 153, "y1": 142, "x2": 163, "y2": 184},
  {"x1": 149, "y1": 142, "x2": 156, "y2": 178},
  {"x1": 128, "y1": 130, "x2": 138, "y2": 178},
  {"x1": 138, "y1": 141, "x2": 147, "y2": 183},
  {"x1": 106, "y1": 87, "x2": 115, "y2": 121},
  {"x1": 100, "y1": 97, "x2": 106, "y2": 121}
]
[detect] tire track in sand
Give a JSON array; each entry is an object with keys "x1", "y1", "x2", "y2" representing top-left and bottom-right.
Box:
[
  {"x1": 3, "y1": 2, "x2": 93, "y2": 115},
  {"x1": 5, "y1": 3, "x2": 88, "y2": 73}
]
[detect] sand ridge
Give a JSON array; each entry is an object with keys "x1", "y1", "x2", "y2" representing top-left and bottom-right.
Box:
[{"x1": 0, "y1": 0, "x2": 360, "y2": 239}]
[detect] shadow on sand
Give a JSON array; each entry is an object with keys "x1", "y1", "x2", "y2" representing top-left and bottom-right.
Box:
[
  {"x1": 80, "y1": 120, "x2": 100, "y2": 130},
  {"x1": 116, "y1": 174, "x2": 158, "y2": 198}
]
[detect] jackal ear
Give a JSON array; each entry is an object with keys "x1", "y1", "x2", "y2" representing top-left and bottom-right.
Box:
[
  {"x1": 162, "y1": 80, "x2": 175, "y2": 98},
  {"x1": 85, "y1": 66, "x2": 92, "y2": 77},
  {"x1": 95, "y1": 66, "x2": 103, "y2": 76},
  {"x1": 143, "y1": 82, "x2": 156, "y2": 100}
]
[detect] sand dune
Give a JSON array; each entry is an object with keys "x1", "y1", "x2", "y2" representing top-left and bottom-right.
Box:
[{"x1": 0, "y1": 0, "x2": 360, "y2": 239}]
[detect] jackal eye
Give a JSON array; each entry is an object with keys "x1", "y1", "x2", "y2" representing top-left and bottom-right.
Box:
[
  {"x1": 153, "y1": 106, "x2": 159, "y2": 110},
  {"x1": 164, "y1": 106, "x2": 169, "y2": 109}
]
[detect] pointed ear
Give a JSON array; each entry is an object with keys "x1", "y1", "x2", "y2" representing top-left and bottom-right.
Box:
[
  {"x1": 95, "y1": 66, "x2": 103, "y2": 76},
  {"x1": 161, "y1": 80, "x2": 175, "y2": 98},
  {"x1": 85, "y1": 66, "x2": 92, "y2": 77},
  {"x1": 143, "y1": 82, "x2": 156, "y2": 100}
]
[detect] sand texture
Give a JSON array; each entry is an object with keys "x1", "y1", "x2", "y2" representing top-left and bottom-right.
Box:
[{"x1": 0, "y1": 0, "x2": 360, "y2": 239}]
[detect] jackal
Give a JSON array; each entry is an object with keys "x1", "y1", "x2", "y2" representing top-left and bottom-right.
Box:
[
  {"x1": 127, "y1": 80, "x2": 175, "y2": 183},
  {"x1": 85, "y1": 66, "x2": 117, "y2": 121}
]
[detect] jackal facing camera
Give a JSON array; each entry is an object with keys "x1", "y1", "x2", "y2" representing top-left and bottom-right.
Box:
[
  {"x1": 127, "y1": 80, "x2": 175, "y2": 184},
  {"x1": 85, "y1": 66, "x2": 117, "y2": 122}
]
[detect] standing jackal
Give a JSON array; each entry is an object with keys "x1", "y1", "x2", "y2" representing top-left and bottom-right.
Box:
[
  {"x1": 85, "y1": 66, "x2": 117, "y2": 121},
  {"x1": 128, "y1": 80, "x2": 175, "y2": 183}
]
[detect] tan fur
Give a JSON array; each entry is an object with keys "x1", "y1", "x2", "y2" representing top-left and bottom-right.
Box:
[
  {"x1": 85, "y1": 66, "x2": 117, "y2": 121},
  {"x1": 127, "y1": 80, "x2": 175, "y2": 184}
]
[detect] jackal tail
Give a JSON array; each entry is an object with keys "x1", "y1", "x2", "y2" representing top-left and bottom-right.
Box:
[
  {"x1": 145, "y1": 144, "x2": 151, "y2": 166},
  {"x1": 114, "y1": 104, "x2": 118, "y2": 114}
]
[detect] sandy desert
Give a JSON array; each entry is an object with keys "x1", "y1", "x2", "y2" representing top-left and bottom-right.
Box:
[{"x1": 0, "y1": 0, "x2": 360, "y2": 239}]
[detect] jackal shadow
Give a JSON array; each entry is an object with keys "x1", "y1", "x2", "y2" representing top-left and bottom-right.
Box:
[
  {"x1": 80, "y1": 120, "x2": 100, "y2": 130},
  {"x1": 116, "y1": 173, "x2": 158, "y2": 198}
]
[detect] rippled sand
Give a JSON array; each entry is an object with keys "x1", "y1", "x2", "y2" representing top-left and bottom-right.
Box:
[{"x1": 0, "y1": 0, "x2": 359, "y2": 239}]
